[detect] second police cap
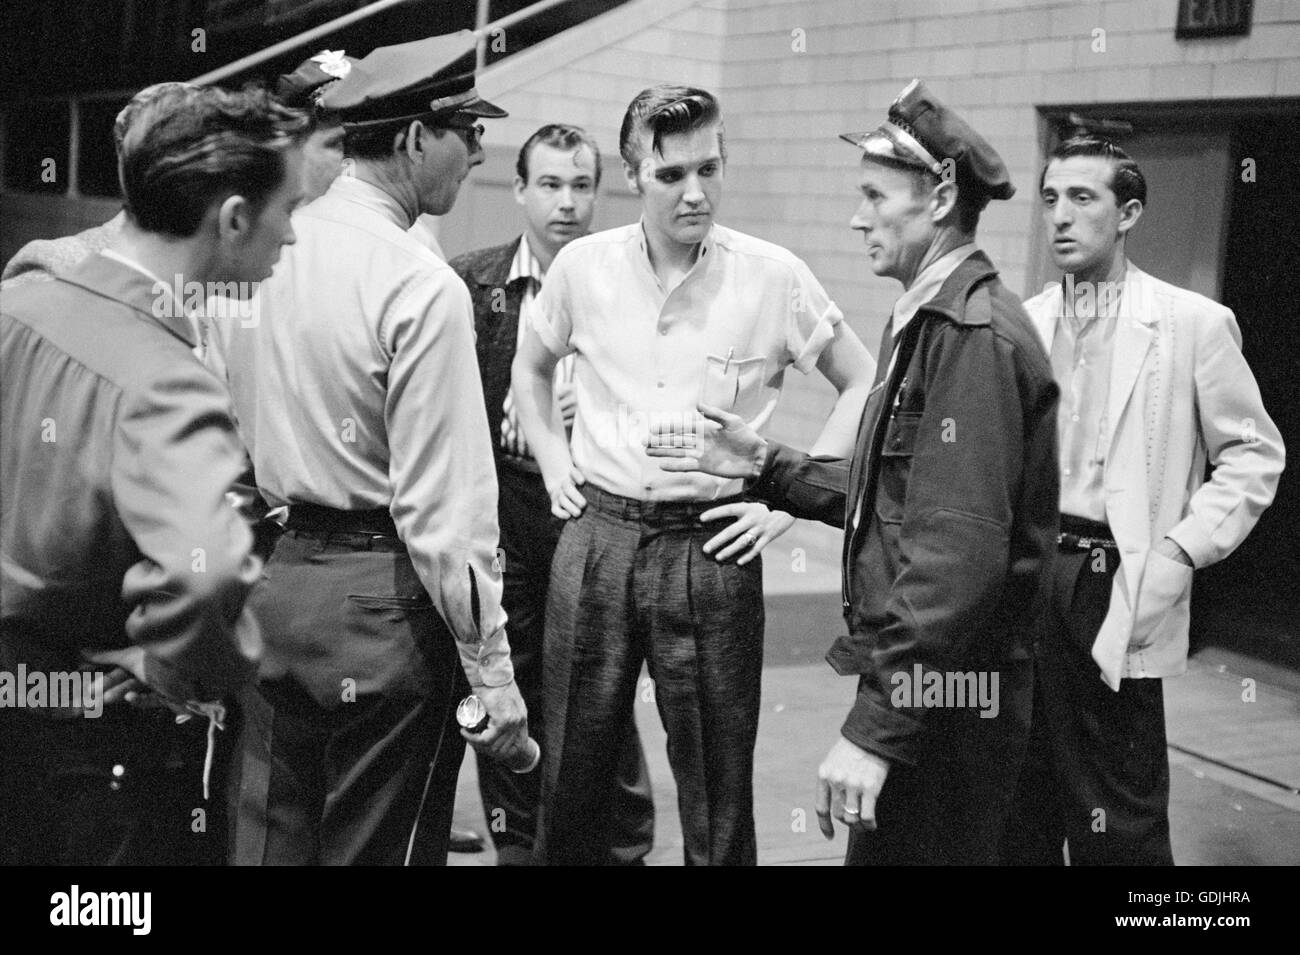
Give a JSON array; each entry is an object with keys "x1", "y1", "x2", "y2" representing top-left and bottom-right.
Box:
[
  {"x1": 840, "y1": 79, "x2": 1014, "y2": 204},
  {"x1": 276, "y1": 50, "x2": 357, "y2": 110},
  {"x1": 319, "y1": 30, "x2": 507, "y2": 127}
]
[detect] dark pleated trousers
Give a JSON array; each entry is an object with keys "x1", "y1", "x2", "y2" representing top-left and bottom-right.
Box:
[
  {"x1": 535, "y1": 486, "x2": 764, "y2": 866},
  {"x1": 481, "y1": 462, "x2": 654, "y2": 865},
  {"x1": 1002, "y1": 544, "x2": 1174, "y2": 865}
]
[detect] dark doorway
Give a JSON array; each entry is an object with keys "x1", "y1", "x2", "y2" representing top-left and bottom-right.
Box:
[{"x1": 1192, "y1": 113, "x2": 1300, "y2": 669}]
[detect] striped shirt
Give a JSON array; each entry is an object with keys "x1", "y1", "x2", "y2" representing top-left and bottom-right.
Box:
[{"x1": 500, "y1": 234, "x2": 574, "y2": 461}]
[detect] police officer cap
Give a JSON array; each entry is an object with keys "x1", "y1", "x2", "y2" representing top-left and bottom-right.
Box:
[
  {"x1": 276, "y1": 50, "x2": 356, "y2": 111},
  {"x1": 840, "y1": 79, "x2": 1014, "y2": 203},
  {"x1": 319, "y1": 31, "x2": 507, "y2": 128}
]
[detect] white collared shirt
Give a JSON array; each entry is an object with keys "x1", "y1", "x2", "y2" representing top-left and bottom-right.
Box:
[
  {"x1": 1051, "y1": 267, "x2": 1127, "y2": 522},
  {"x1": 208, "y1": 174, "x2": 512, "y2": 687},
  {"x1": 882, "y1": 242, "x2": 979, "y2": 379},
  {"x1": 532, "y1": 220, "x2": 843, "y2": 501},
  {"x1": 409, "y1": 214, "x2": 447, "y2": 261}
]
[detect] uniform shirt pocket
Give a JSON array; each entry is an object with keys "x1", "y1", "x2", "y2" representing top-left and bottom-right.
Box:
[{"x1": 875, "y1": 411, "x2": 922, "y2": 525}]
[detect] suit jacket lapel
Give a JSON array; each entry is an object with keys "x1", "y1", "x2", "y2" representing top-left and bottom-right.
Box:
[
  {"x1": 473, "y1": 238, "x2": 525, "y2": 339},
  {"x1": 1103, "y1": 265, "x2": 1156, "y2": 456},
  {"x1": 470, "y1": 238, "x2": 521, "y2": 289}
]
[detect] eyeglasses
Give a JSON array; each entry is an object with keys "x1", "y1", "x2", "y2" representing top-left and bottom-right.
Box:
[{"x1": 440, "y1": 119, "x2": 485, "y2": 150}]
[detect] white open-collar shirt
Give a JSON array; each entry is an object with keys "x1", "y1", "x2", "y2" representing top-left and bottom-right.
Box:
[{"x1": 532, "y1": 221, "x2": 843, "y2": 501}]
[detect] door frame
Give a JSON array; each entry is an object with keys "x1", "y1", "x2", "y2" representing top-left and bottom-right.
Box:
[{"x1": 1028, "y1": 96, "x2": 1300, "y2": 299}]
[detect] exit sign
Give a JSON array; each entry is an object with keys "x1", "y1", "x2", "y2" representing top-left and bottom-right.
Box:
[{"x1": 1176, "y1": 0, "x2": 1253, "y2": 39}]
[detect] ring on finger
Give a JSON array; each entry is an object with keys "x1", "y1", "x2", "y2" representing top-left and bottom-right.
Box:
[
  {"x1": 743, "y1": 532, "x2": 757, "y2": 547},
  {"x1": 843, "y1": 807, "x2": 860, "y2": 816}
]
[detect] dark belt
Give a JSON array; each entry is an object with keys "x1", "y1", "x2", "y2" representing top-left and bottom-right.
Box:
[
  {"x1": 583, "y1": 484, "x2": 746, "y2": 524},
  {"x1": 285, "y1": 503, "x2": 402, "y2": 550},
  {"x1": 1057, "y1": 514, "x2": 1117, "y2": 551}
]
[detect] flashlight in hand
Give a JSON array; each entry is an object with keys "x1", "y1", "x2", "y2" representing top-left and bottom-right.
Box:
[{"x1": 456, "y1": 694, "x2": 541, "y2": 774}]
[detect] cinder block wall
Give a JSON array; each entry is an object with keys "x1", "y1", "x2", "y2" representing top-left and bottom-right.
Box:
[
  {"x1": 714, "y1": 0, "x2": 1300, "y2": 444},
  {"x1": 480, "y1": 0, "x2": 728, "y2": 155},
  {"x1": 477, "y1": 0, "x2": 1299, "y2": 449}
]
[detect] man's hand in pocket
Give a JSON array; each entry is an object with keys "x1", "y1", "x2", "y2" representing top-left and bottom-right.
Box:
[{"x1": 1153, "y1": 537, "x2": 1193, "y2": 567}]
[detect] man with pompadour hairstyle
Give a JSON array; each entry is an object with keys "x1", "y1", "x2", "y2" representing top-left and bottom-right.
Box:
[
  {"x1": 451, "y1": 122, "x2": 656, "y2": 865},
  {"x1": 645, "y1": 79, "x2": 1061, "y2": 866},
  {"x1": 514, "y1": 84, "x2": 875, "y2": 865}
]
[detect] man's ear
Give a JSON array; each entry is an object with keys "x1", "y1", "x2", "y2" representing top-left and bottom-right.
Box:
[
  {"x1": 1117, "y1": 197, "x2": 1143, "y2": 236},
  {"x1": 513, "y1": 175, "x2": 528, "y2": 205},
  {"x1": 623, "y1": 159, "x2": 644, "y2": 196},
  {"x1": 217, "y1": 194, "x2": 252, "y2": 241},
  {"x1": 930, "y1": 179, "x2": 959, "y2": 225},
  {"x1": 400, "y1": 120, "x2": 425, "y2": 162}
]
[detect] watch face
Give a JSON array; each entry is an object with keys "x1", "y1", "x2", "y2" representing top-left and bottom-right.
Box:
[{"x1": 456, "y1": 694, "x2": 489, "y2": 733}]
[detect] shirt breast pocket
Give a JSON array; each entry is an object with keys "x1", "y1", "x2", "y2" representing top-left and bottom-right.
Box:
[
  {"x1": 875, "y1": 411, "x2": 921, "y2": 525},
  {"x1": 699, "y1": 353, "x2": 768, "y2": 421}
]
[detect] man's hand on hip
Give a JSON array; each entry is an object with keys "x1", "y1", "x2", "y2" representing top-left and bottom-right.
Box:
[{"x1": 545, "y1": 465, "x2": 587, "y2": 520}]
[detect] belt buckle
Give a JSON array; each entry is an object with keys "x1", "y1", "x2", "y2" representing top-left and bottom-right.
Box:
[{"x1": 1055, "y1": 531, "x2": 1086, "y2": 550}]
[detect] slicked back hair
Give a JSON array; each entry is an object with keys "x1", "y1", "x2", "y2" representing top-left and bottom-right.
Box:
[
  {"x1": 113, "y1": 82, "x2": 199, "y2": 157},
  {"x1": 517, "y1": 123, "x2": 602, "y2": 187},
  {"x1": 619, "y1": 85, "x2": 726, "y2": 168},
  {"x1": 1041, "y1": 134, "x2": 1147, "y2": 208},
  {"x1": 120, "y1": 84, "x2": 312, "y2": 237}
]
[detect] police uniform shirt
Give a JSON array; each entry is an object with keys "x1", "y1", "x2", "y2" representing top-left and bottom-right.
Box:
[{"x1": 210, "y1": 173, "x2": 512, "y2": 687}]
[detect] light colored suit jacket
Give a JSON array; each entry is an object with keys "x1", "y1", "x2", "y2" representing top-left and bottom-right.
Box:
[{"x1": 1024, "y1": 263, "x2": 1284, "y2": 689}]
